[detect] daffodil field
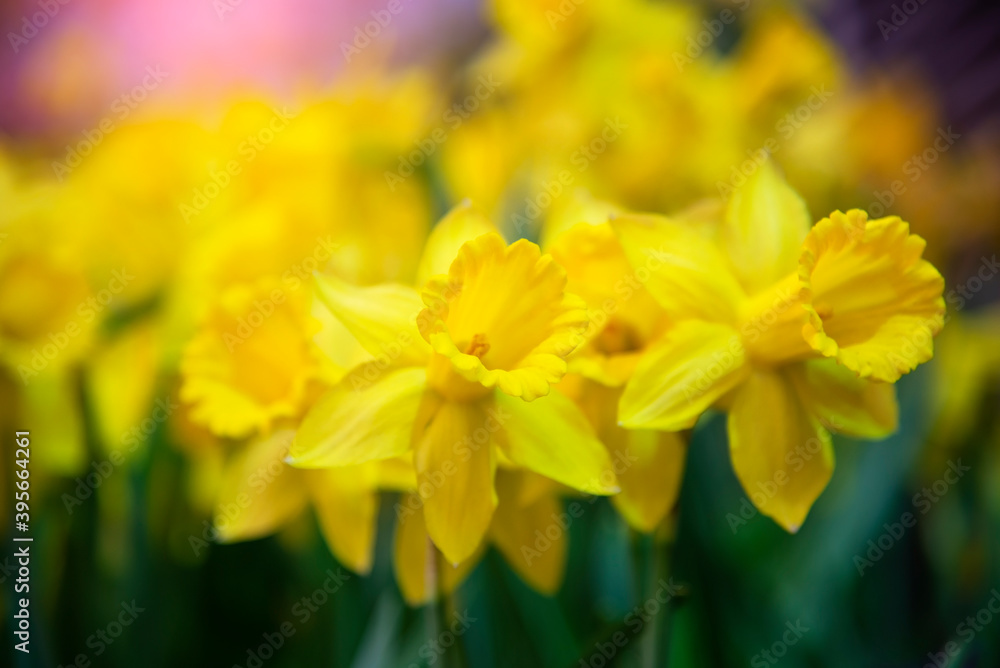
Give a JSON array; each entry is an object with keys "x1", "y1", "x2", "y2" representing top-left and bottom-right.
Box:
[{"x1": 2, "y1": 0, "x2": 1000, "y2": 666}]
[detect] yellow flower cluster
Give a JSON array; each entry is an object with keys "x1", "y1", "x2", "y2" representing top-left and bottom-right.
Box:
[{"x1": 0, "y1": 0, "x2": 966, "y2": 605}]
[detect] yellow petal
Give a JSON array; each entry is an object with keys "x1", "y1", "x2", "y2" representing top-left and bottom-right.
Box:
[
  {"x1": 419, "y1": 233, "x2": 588, "y2": 401},
  {"x1": 800, "y1": 210, "x2": 945, "y2": 382},
  {"x1": 788, "y1": 359, "x2": 898, "y2": 439},
  {"x1": 288, "y1": 367, "x2": 429, "y2": 468},
  {"x1": 314, "y1": 273, "x2": 431, "y2": 367},
  {"x1": 723, "y1": 161, "x2": 811, "y2": 294},
  {"x1": 727, "y1": 370, "x2": 834, "y2": 532},
  {"x1": 618, "y1": 321, "x2": 749, "y2": 430},
  {"x1": 416, "y1": 201, "x2": 495, "y2": 286},
  {"x1": 85, "y1": 323, "x2": 160, "y2": 456},
  {"x1": 392, "y1": 494, "x2": 482, "y2": 603},
  {"x1": 414, "y1": 399, "x2": 497, "y2": 564},
  {"x1": 310, "y1": 297, "x2": 374, "y2": 377},
  {"x1": 572, "y1": 371, "x2": 685, "y2": 532},
  {"x1": 495, "y1": 389, "x2": 619, "y2": 495},
  {"x1": 610, "y1": 430, "x2": 686, "y2": 533},
  {"x1": 490, "y1": 471, "x2": 566, "y2": 595},
  {"x1": 306, "y1": 466, "x2": 379, "y2": 574},
  {"x1": 611, "y1": 213, "x2": 746, "y2": 323},
  {"x1": 538, "y1": 190, "x2": 620, "y2": 249},
  {"x1": 180, "y1": 281, "x2": 315, "y2": 438},
  {"x1": 393, "y1": 498, "x2": 435, "y2": 606},
  {"x1": 213, "y1": 430, "x2": 308, "y2": 542},
  {"x1": 375, "y1": 456, "x2": 419, "y2": 491}
]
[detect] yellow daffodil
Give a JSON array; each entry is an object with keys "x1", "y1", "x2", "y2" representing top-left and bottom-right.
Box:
[
  {"x1": 543, "y1": 196, "x2": 685, "y2": 532},
  {"x1": 180, "y1": 280, "x2": 319, "y2": 439},
  {"x1": 615, "y1": 163, "x2": 944, "y2": 531},
  {"x1": 289, "y1": 203, "x2": 619, "y2": 564}
]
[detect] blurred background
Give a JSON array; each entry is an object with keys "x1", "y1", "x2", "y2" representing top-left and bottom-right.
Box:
[{"x1": 1, "y1": 0, "x2": 999, "y2": 666}]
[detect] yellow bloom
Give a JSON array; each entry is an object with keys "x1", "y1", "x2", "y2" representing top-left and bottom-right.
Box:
[
  {"x1": 615, "y1": 163, "x2": 943, "y2": 531},
  {"x1": 544, "y1": 197, "x2": 684, "y2": 532},
  {"x1": 289, "y1": 203, "x2": 618, "y2": 564},
  {"x1": 180, "y1": 280, "x2": 318, "y2": 439}
]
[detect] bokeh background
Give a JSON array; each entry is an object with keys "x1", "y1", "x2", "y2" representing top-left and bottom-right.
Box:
[{"x1": 1, "y1": 0, "x2": 999, "y2": 666}]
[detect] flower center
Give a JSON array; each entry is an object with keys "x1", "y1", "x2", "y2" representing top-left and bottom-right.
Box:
[
  {"x1": 464, "y1": 333, "x2": 491, "y2": 358},
  {"x1": 594, "y1": 320, "x2": 642, "y2": 355}
]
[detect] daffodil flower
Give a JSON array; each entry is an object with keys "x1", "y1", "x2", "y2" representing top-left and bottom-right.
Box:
[
  {"x1": 615, "y1": 163, "x2": 945, "y2": 531},
  {"x1": 544, "y1": 195, "x2": 685, "y2": 533},
  {"x1": 288, "y1": 203, "x2": 619, "y2": 564},
  {"x1": 180, "y1": 279, "x2": 319, "y2": 439}
]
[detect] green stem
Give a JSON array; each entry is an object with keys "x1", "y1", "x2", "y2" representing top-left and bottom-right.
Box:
[
  {"x1": 424, "y1": 537, "x2": 443, "y2": 666},
  {"x1": 638, "y1": 532, "x2": 660, "y2": 668}
]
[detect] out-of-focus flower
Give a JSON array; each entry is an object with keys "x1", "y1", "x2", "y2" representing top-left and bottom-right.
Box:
[
  {"x1": 544, "y1": 194, "x2": 684, "y2": 532},
  {"x1": 615, "y1": 163, "x2": 944, "y2": 531},
  {"x1": 180, "y1": 280, "x2": 319, "y2": 439},
  {"x1": 289, "y1": 203, "x2": 618, "y2": 564},
  {"x1": 210, "y1": 429, "x2": 414, "y2": 574},
  {"x1": 0, "y1": 147, "x2": 94, "y2": 475},
  {"x1": 925, "y1": 307, "x2": 1000, "y2": 471}
]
